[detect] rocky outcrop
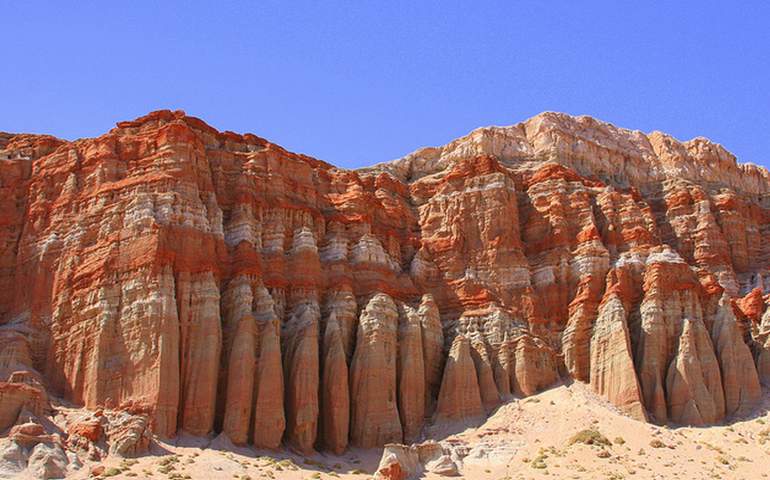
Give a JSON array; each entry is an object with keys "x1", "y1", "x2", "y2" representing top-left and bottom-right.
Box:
[
  {"x1": 27, "y1": 443, "x2": 68, "y2": 479},
  {"x1": 1, "y1": 109, "x2": 769, "y2": 456},
  {"x1": 105, "y1": 413, "x2": 151, "y2": 457},
  {"x1": 374, "y1": 444, "x2": 422, "y2": 480},
  {"x1": 0, "y1": 382, "x2": 49, "y2": 431},
  {"x1": 755, "y1": 299, "x2": 770, "y2": 386},
  {"x1": 511, "y1": 334, "x2": 559, "y2": 397},
  {"x1": 374, "y1": 442, "x2": 459, "y2": 480},
  {"x1": 0, "y1": 439, "x2": 28, "y2": 478}
]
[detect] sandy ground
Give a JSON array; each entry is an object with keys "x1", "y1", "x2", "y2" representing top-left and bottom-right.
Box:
[{"x1": 53, "y1": 383, "x2": 770, "y2": 479}]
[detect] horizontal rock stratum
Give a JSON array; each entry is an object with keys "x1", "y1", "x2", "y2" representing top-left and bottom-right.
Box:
[{"x1": 1, "y1": 110, "x2": 769, "y2": 456}]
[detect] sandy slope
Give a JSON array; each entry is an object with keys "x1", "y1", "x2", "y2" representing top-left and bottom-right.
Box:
[
  {"x1": 54, "y1": 383, "x2": 770, "y2": 480},
  {"x1": 428, "y1": 383, "x2": 770, "y2": 480}
]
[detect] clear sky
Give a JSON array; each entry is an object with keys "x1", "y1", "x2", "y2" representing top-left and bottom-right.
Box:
[{"x1": 2, "y1": 1, "x2": 769, "y2": 169}]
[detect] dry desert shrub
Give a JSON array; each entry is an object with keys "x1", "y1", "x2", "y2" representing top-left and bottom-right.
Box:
[{"x1": 568, "y1": 429, "x2": 611, "y2": 447}]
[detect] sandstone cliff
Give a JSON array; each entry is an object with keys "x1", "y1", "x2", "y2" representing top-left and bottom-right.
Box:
[{"x1": 0, "y1": 111, "x2": 769, "y2": 461}]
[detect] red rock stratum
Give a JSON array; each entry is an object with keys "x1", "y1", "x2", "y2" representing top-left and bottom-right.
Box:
[{"x1": 1, "y1": 110, "x2": 769, "y2": 457}]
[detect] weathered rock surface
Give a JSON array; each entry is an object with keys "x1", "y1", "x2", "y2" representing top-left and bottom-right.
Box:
[
  {"x1": 418, "y1": 295, "x2": 444, "y2": 416},
  {"x1": 397, "y1": 303, "x2": 425, "y2": 443},
  {"x1": 252, "y1": 294, "x2": 285, "y2": 450},
  {"x1": 106, "y1": 413, "x2": 151, "y2": 457},
  {"x1": 27, "y1": 443, "x2": 68, "y2": 479},
  {"x1": 349, "y1": 294, "x2": 402, "y2": 448},
  {"x1": 710, "y1": 294, "x2": 762, "y2": 417},
  {"x1": 589, "y1": 288, "x2": 646, "y2": 420},
  {"x1": 374, "y1": 441, "x2": 460, "y2": 480},
  {"x1": 0, "y1": 439, "x2": 27, "y2": 477},
  {"x1": 0, "y1": 381, "x2": 49, "y2": 431},
  {"x1": 319, "y1": 310, "x2": 349, "y2": 454},
  {"x1": 282, "y1": 301, "x2": 320, "y2": 453},
  {"x1": 665, "y1": 318, "x2": 725, "y2": 425},
  {"x1": 434, "y1": 335, "x2": 484, "y2": 423},
  {"x1": 1, "y1": 109, "x2": 769, "y2": 459}
]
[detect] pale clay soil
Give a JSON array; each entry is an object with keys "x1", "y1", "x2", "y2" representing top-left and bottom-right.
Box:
[{"x1": 37, "y1": 382, "x2": 770, "y2": 480}]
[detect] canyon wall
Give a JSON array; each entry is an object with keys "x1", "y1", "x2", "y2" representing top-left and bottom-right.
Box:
[{"x1": 1, "y1": 111, "x2": 769, "y2": 451}]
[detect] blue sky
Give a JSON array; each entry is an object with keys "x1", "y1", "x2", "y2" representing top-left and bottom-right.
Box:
[{"x1": 2, "y1": 1, "x2": 768, "y2": 169}]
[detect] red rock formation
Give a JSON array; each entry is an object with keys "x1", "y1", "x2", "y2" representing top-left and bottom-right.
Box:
[
  {"x1": 589, "y1": 268, "x2": 646, "y2": 421},
  {"x1": 709, "y1": 294, "x2": 762, "y2": 417},
  {"x1": 349, "y1": 294, "x2": 402, "y2": 448},
  {"x1": 397, "y1": 303, "x2": 425, "y2": 443},
  {"x1": 252, "y1": 300, "x2": 285, "y2": 449},
  {"x1": 319, "y1": 309, "x2": 349, "y2": 454},
  {"x1": 665, "y1": 317, "x2": 725, "y2": 425},
  {"x1": 1, "y1": 109, "x2": 768, "y2": 457},
  {"x1": 511, "y1": 334, "x2": 559, "y2": 397},
  {"x1": 221, "y1": 305, "x2": 257, "y2": 444},
  {"x1": 282, "y1": 301, "x2": 320, "y2": 453},
  {"x1": 634, "y1": 250, "x2": 720, "y2": 423},
  {"x1": 0, "y1": 382, "x2": 49, "y2": 431},
  {"x1": 434, "y1": 335, "x2": 484, "y2": 423},
  {"x1": 177, "y1": 272, "x2": 222, "y2": 437},
  {"x1": 418, "y1": 294, "x2": 444, "y2": 417},
  {"x1": 470, "y1": 338, "x2": 501, "y2": 412}
]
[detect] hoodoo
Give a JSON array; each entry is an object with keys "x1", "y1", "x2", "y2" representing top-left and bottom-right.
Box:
[{"x1": 0, "y1": 110, "x2": 768, "y2": 457}]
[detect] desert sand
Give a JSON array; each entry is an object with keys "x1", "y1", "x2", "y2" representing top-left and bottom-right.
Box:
[{"x1": 22, "y1": 382, "x2": 764, "y2": 480}]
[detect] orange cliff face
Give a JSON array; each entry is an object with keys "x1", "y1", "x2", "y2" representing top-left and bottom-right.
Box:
[{"x1": 0, "y1": 110, "x2": 769, "y2": 453}]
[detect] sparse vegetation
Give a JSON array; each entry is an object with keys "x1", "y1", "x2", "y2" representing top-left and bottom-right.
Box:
[
  {"x1": 649, "y1": 439, "x2": 666, "y2": 449},
  {"x1": 700, "y1": 441, "x2": 724, "y2": 454},
  {"x1": 276, "y1": 458, "x2": 299, "y2": 471},
  {"x1": 530, "y1": 448, "x2": 549, "y2": 469},
  {"x1": 568, "y1": 429, "x2": 611, "y2": 447}
]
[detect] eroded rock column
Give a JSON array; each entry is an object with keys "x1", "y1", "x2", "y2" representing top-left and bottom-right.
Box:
[
  {"x1": 350, "y1": 293, "x2": 402, "y2": 448},
  {"x1": 434, "y1": 335, "x2": 484, "y2": 423}
]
